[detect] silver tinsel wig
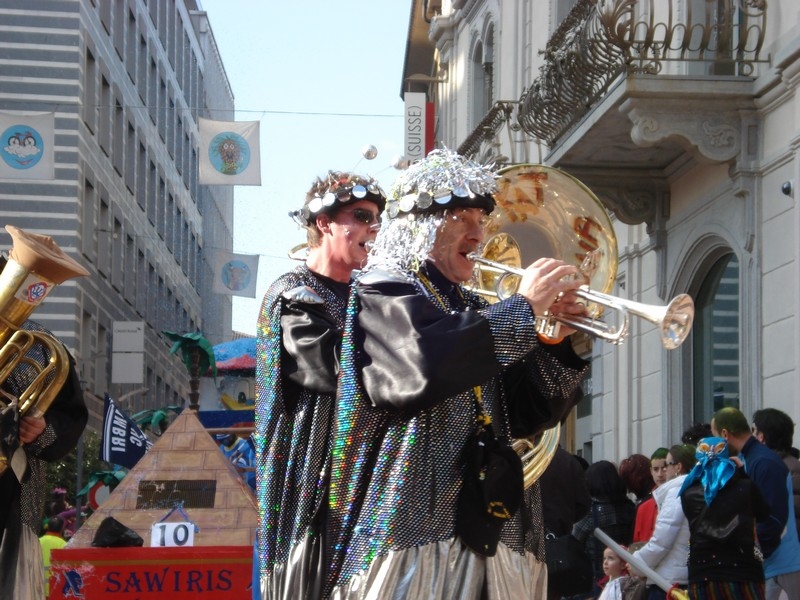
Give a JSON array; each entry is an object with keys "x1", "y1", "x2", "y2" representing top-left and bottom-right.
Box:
[{"x1": 365, "y1": 148, "x2": 498, "y2": 274}]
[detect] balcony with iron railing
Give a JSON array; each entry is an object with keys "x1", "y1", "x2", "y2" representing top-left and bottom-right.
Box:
[
  {"x1": 518, "y1": 0, "x2": 768, "y2": 146},
  {"x1": 460, "y1": 0, "x2": 769, "y2": 227}
]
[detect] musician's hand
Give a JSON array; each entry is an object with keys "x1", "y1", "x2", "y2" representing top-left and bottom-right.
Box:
[
  {"x1": 19, "y1": 416, "x2": 45, "y2": 444},
  {"x1": 547, "y1": 291, "x2": 588, "y2": 337},
  {"x1": 517, "y1": 258, "x2": 584, "y2": 318}
]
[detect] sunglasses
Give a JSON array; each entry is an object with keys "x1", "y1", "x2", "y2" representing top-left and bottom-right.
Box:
[{"x1": 339, "y1": 208, "x2": 381, "y2": 226}]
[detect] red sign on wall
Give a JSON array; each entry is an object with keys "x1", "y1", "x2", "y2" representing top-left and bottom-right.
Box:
[{"x1": 49, "y1": 546, "x2": 252, "y2": 599}]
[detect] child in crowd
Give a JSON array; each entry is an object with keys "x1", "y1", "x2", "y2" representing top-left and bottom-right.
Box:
[{"x1": 598, "y1": 545, "x2": 630, "y2": 600}]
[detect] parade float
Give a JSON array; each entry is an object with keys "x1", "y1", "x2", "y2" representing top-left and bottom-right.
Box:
[{"x1": 49, "y1": 336, "x2": 258, "y2": 599}]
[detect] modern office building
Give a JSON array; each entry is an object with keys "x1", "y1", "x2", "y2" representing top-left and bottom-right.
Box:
[
  {"x1": 0, "y1": 0, "x2": 234, "y2": 427},
  {"x1": 403, "y1": 0, "x2": 800, "y2": 461}
]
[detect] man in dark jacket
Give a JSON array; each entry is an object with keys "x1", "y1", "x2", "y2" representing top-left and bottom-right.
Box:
[
  {"x1": 713, "y1": 406, "x2": 800, "y2": 599},
  {"x1": 752, "y1": 407, "x2": 800, "y2": 541}
]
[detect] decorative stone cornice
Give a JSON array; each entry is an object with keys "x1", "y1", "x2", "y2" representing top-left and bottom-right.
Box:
[
  {"x1": 429, "y1": 13, "x2": 456, "y2": 47},
  {"x1": 623, "y1": 100, "x2": 741, "y2": 164}
]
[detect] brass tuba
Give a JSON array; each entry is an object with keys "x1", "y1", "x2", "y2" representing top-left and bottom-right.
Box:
[
  {"x1": 471, "y1": 165, "x2": 693, "y2": 488},
  {"x1": 0, "y1": 225, "x2": 90, "y2": 476},
  {"x1": 467, "y1": 164, "x2": 619, "y2": 488}
]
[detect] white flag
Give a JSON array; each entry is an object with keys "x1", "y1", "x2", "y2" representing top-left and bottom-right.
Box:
[
  {"x1": 212, "y1": 250, "x2": 260, "y2": 298},
  {"x1": 0, "y1": 112, "x2": 55, "y2": 181},
  {"x1": 198, "y1": 118, "x2": 261, "y2": 185}
]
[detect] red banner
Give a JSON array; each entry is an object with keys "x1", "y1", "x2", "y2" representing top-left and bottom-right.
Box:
[{"x1": 49, "y1": 546, "x2": 252, "y2": 599}]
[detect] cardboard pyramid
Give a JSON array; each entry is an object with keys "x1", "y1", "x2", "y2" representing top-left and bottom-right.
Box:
[{"x1": 68, "y1": 408, "x2": 257, "y2": 548}]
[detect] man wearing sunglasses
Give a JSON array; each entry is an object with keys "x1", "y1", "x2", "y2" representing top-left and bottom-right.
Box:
[
  {"x1": 255, "y1": 171, "x2": 386, "y2": 599},
  {"x1": 323, "y1": 149, "x2": 590, "y2": 599}
]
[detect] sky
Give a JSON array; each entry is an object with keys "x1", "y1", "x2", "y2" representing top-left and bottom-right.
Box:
[{"x1": 198, "y1": 1, "x2": 411, "y2": 335}]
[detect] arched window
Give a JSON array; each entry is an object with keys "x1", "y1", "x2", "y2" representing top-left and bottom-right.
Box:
[
  {"x1": 692, "y1": 252, "x2": 740, "y2": 423},
  {"x1": 470, "y1": 28, "x2": 494, "y2": 128}
]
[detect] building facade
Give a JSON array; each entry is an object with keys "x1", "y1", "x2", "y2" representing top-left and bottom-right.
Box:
[
  {"x1": 0, "y1": 0, "x2": 234, "y2": 427},
  {"x1": 404, "y1": 0, "x2": 799, "y2": 462}
]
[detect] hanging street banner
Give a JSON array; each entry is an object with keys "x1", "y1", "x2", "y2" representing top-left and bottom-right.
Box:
[
  {"x1": 403, "y1": 93, "x2": 433, "y2": 163},
  {"x1": 198, "y1": 118, "x2": 261, "y2": 185},
  {"x1": 0, "y1": 112, "x2": 55, "y2": 180},
  {"x1": 100, "y1": 394, "x2": 153, "y2": 469},
  {"x1": 211, "y1": 250, "x2": 259, "y2": 298}
]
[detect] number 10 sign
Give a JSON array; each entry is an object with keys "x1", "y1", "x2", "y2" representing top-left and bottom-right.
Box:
[{"x1": 150, "y1": 521, "x2": 196, "y2": 547}]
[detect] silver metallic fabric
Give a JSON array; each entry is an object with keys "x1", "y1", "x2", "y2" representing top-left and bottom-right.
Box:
[
  {"x1": 256, "y1": 265, "x2": 348, "y2": 599},
  {"x1": 329, "y1": 539, "x2": 547, "y2": 600},
  {"x1": 326, "y1": 264, "x2": 588, "y2": 598}
]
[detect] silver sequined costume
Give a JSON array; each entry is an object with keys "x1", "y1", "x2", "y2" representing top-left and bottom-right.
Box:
[
  {"x1": 255, "y1": 264, "x2": 349, "y2": 599},
  {"x1": 325, "y1": 261, "x2": 589, "y2": 599}
]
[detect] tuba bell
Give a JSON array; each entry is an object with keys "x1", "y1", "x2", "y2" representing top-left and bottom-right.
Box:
[
  {"x1": 471, "y1": 163, "x2": 694, "y2": 348},
  {"x1": 0, "y1": 225, "x2": 90, "y2": 476},
  {"x1": 470, "y1": 164, "x2": 694, "y2": 488}
]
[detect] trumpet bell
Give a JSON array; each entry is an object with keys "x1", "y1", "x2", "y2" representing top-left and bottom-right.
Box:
[{"x1": 659, "y1": 293, "x2": 695, "y2": 350}]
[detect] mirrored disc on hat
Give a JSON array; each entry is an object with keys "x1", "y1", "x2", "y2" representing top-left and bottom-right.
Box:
[
  {"x1": 452, "y1": 184, "x2": 469, "y2": 198},
  {"x1": 322, "y1": 192, "x2": 336, "y2": 206},
  {"x1": 308, "y1": 197, "x2": 323, "y2": 213},
  {"x1": 417, "y1": 192, "x2": 433, "y2": 209},
  {"x1": 399, "y1": 193, "x2": 417, "y2": 212},
  {"x1": 352, "y1": 185, "x2": 367, "y2": 199},
  {"x1": 433, "y1": 191, "x2": 452, "y2": 205}
]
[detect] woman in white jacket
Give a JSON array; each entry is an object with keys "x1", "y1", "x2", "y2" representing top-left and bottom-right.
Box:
[{"x1": 630, "y1": 443, "x2": 696, "y2": 600}]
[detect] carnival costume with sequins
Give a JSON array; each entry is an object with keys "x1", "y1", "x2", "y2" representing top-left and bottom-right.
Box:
[
  {"x1": 255, "y1": 264, "x2": 349, "y2": 599},
  {"x1": 318, "y1": 149, "x2": 591, "y2": 599},
  {"x1": 325, "y1": 258, "x2": 589, "y2": 599}
]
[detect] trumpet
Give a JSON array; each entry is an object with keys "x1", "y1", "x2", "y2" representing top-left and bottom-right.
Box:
[{"x1": 468, "y1": 253, "x2": 694, "y2": 350}]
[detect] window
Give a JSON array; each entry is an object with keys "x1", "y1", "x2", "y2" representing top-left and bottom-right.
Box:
[
  {"x1": 470, "y1": 30, "x2": 494, "y2": 129},
  {"x1": 84, "y1": 49, "x2": 97, "y2": 133},
  {"x1": 693, "y1": 253, "x2": 740, "y2": 423}
]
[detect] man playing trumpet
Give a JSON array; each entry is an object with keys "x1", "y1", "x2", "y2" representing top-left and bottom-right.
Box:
[{"x1": 322, "y1": 149, "x2": 590, "y2": 599}]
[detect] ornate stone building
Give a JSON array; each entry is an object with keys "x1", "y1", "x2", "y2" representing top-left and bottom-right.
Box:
[{"x1": 403, "y1": 0, "x2": 797, "y2": 461}]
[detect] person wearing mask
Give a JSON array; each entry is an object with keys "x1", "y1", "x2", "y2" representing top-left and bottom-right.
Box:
[
  {"x1": 679, "y1": 436, "x2": 770, "y2": 599},
  {"x1": 323, "y1": 149, "x2": 591, "y2": 599},
  {"x1": 712, "y1": 406, "x2": 800, "y2": 600},
  {"x1": 752, "y1": 407, "x2": 800, "y2": 541},
  {"x1": 631, "y1": 444, "x2": 694, "y2": 600},
  {"x1": 255, "y1": 171, "x2": 386, "y2": 599}
]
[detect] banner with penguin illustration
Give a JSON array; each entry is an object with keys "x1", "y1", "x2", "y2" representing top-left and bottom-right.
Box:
[
  {"x1": 0, "y1": 112, "x2": 55, "y2": 181},
  {"x1": 198, "y1": 118, "x2": 261, "y2": 185}
]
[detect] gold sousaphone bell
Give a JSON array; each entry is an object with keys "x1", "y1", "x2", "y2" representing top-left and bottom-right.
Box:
[
  {"x1": 468, "y1": 165, "x2": 695, "y2": 488},
  {"x1": 469, "y1": 164, "x2": 694, "y2": 350}
]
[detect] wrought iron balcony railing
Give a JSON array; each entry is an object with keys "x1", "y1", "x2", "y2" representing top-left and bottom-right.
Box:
[
  {"x1": 516, "y1": 0, "x2": 768, "y2": 145},
  {"x1": 457, "y1": 101, "x2": 516, "y2": 159}
]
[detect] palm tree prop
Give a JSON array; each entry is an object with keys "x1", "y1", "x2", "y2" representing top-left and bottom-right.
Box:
[{"x1": 162, "y1": 331, "x2": 217, "y2": 411}]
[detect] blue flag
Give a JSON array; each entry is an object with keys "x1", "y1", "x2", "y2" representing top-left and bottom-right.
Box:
[{"x1": 100, "y1": 394, "x2": 153, "y2": 469}]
